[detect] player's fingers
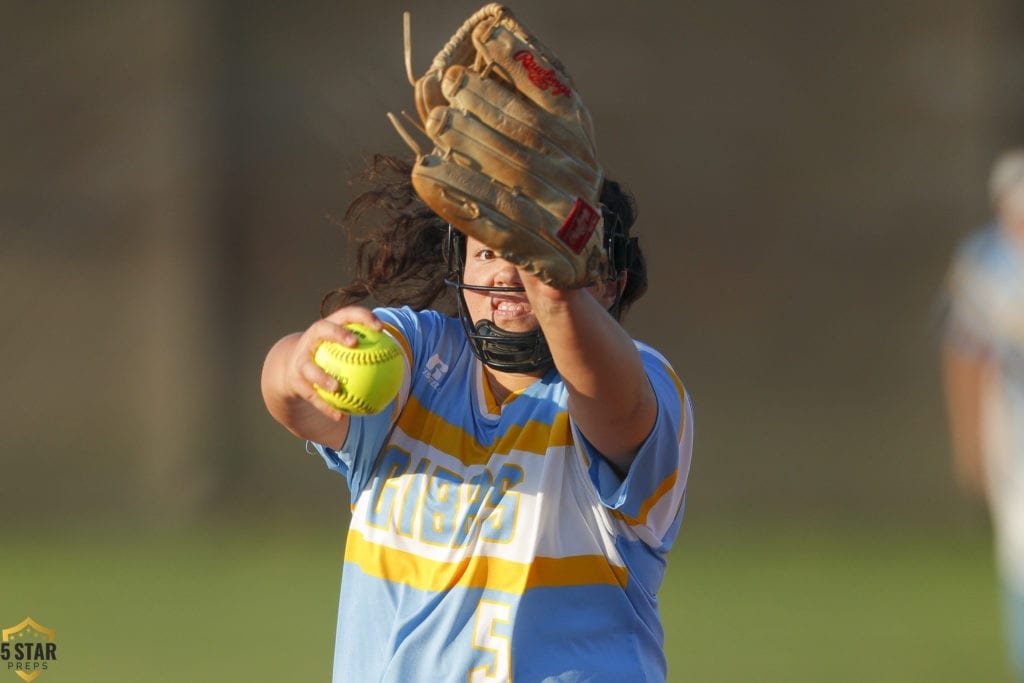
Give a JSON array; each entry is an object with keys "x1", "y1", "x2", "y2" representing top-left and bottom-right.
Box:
[
  {"x1": 307, "y1": 394, "x2": 348, "y2": 422},
  {"x1": 288, "y1": 367, "x2": 346, "y2": 423},
  {"x1": 304, "y1": 320, "x2": 361, "y2": 350},
  {"x1": 292, "y1": 380, "x2": 347, "y2": 422},
  {"x1": 299, "y1": 360, "x2": 339, "y2": 394},
  {"x1": 323, "y1": 306, "x2": 384, "y2": 332},
  {"x1": 289, "y1": 366, "x2": 349, "y2": 422}
]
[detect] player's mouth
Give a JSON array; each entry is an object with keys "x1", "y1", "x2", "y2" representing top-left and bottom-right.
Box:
[{"x1": 491, "y1": 295, "x2": 533, "y2": 321}]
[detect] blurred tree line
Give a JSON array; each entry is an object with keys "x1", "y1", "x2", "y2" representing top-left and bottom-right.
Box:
[{"x1": 2, "y1": 0, "x2": 1022, "y2": 524}]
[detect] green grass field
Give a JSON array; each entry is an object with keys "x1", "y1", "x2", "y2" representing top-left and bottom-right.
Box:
[{"x1": 0, "y1": 519, "x2": 1011, "y2": 682}]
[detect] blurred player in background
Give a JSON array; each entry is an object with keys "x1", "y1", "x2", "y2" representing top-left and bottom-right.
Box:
[{"x1": 942, "y1": 149, "x2": 1024, "y2": 681}]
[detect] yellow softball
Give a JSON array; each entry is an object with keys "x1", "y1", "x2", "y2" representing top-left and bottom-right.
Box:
[{"x1": 313, "y1": 323, "x2": 404, "y2": 416}]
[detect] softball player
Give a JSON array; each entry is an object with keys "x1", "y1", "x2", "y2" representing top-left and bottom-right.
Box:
[
  {"x1": 262, "y1": 6, "x2": 693, "y2": 680},
  {"x1": 943, "y1": 149, "x2": 1024, "y2": 680},
  {"x1": 262, "y1": 159, "x2": 692, "y2": 682}
]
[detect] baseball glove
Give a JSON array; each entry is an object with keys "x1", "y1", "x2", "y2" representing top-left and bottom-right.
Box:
[{"x1": 389, "y1": 3, "x2": 606, "y2": 288}]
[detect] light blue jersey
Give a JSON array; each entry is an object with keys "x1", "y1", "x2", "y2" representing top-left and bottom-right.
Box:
[
  {"x1": 311, "y1": 306, "x2": 693, "y2": 682},
  {"x1": 946, "y1": 225, "x2": 1024, "y2": 675}
]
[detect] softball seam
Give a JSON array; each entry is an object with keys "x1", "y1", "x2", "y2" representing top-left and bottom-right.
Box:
[
  {"x1": 317, "y1": 343, "x2": 402, "y2": 366},
  {"x1": 314, "y1": 384, "x2": 378, "y2": 415}
]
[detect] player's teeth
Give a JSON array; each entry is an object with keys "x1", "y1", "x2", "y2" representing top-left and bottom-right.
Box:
[{"x1": 496, "y1": 301, "x2": 527, "y2": 312}]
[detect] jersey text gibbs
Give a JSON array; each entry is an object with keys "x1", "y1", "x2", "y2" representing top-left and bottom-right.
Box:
[{"x1": 366, "y1": 449, "x2": 523, "y2": 547}]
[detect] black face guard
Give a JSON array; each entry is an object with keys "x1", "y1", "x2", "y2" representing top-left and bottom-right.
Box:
[
  {"x1": 443, "y1": 212, "x2": 636, "y2": 374},
  {"x1": 444, "y1": 226, "x2": 554, "y2": 373}
]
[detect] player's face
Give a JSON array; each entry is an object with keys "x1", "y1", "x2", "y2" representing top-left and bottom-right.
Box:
[
  {"x1": 998, "y1": 183, "x2": 1024, "y2": 244},
  {"x1": 461, "y1": 235, "x2": 539, "y2": 333},
  {"x1": 460, "y1": 235, "x2": 622, "y2": 330}
]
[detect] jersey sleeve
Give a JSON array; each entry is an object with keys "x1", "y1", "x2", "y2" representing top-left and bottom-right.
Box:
[
  {"x1": 944, "y1": 229, "x2": 1005, "y2": 356},
  {"x1": 573, "y1": 343, "x2": 694, "y2": 548},
  {"x1": 309, "y1": 306, "x2": 442, "y2": 493}
]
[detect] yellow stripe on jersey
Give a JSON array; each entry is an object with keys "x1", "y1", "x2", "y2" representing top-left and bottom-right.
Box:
[
  {"x1": 610, "y1": 360, "x2": 688, "y2": 530},
  {"x1": 346, "y1": 530, "x2": 629, "y2": 592},
  {"x1": 658, "y1": 358, "x2": 688, "y2": 445},
  {"x1": 480, "y1": 370, "x2": 529, "y2": 414},
  {"x1": 396, "y1": 393, "x2": 573, "y2": 466},
  {"x1": 480, "y1": 368, "x2": 502, "y2": 416},
  {"x1": 493, "y1": 412, "x2": 572, "y2": 458},
  {"x1": 611, "y1": 468, "x2": 679, "y2": 528}
]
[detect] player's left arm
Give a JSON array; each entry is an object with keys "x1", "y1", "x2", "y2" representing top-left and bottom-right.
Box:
[
  {"x1": 520, "y1": 273, "x2": 656, "y2": 475},
  {"x1": 941, "y1": 338, "x2": 992, "y2": 500}
]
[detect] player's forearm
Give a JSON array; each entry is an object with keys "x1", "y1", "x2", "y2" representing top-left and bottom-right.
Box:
[
  {"x1": 262, "y1": 333, "x2": 350, "y2": 448},
  {"x1": 941, "y1": 344, "x2": 988, "y2": 499},
  {"x1": 527, "y1": 284, "x2": 656, "y2": 471}
]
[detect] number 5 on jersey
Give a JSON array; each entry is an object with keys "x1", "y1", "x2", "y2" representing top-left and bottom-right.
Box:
[{"x1": 469, "y1": 600, "x2": 512, "y2": 682}]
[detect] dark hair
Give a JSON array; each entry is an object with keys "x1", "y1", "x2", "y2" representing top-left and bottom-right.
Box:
[{"x1": 322, "y1": 154, "x2": 647, "y2": 318}]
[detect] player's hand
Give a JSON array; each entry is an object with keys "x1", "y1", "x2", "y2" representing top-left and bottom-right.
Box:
[
  {"x1": 273, "y1": 306, "x2": 384, "y2": 422},
  {"x1": 517, "y1": 266, "x2": 616, "y2": 319}
]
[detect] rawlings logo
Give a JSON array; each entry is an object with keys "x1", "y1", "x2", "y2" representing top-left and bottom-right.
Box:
[
  {"x1": 513, "y1": 50, "x2": 572, "y2": 98},
  {"x1": 557, "y1": 199, "x2": 600, "y2": 254}
]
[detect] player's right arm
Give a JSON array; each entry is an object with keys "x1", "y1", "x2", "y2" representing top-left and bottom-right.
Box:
[
  {"x1": 261, "y1": 306, "x2": 384, "y2": 449},
  {"x1": 941, "y1": 341, "x2": 991, "y2": 500}
]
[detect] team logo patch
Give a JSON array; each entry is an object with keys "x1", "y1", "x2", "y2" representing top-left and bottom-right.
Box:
[
  {"x1": 557, "y1": 199, "x2": 600, "y2": 254},
  {"x1": 512, "y1": 50, "x2": 572, "y2": 98},
  {"x1": 1, "y1": 619, "x2": 57, "y2": 682},
  {"x1": 422, "y1": 354, "x2": 450, "y2": 391}
]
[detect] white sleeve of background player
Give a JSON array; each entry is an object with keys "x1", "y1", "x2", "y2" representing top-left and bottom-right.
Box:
[
  {"x1": 573, "y1": 343, "x2": 694, "y2": 548},
  {"x1": 945, "y1": 229, "x2": 1004, "y2": 356},
  {"x1": 309, "y1": 306, "x2": 433, "y2": 494}
]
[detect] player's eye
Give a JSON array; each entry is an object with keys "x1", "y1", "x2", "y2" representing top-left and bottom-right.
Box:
[{"x1": 474, "y1": 249, "x2": 496, "y2": 262}]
